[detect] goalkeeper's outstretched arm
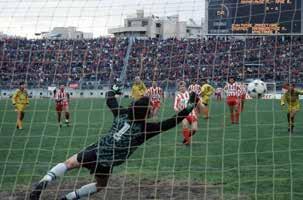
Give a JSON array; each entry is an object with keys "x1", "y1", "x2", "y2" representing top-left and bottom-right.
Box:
[
  {"x1": 144, "y1": 93, "x2": 199, "y2": 139},
  {"x1": 145, "y1": 104, "x2": 195, "y2": 139},
  {"x1": 105, "y1": 90, "x2": 124, "y2": 117}
]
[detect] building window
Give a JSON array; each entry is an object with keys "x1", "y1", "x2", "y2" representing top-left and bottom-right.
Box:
[
  {"x1": 128, "y1": 21, "x2": 131, "y2": 27},
  {"x1": 156, "y1": 23, "x2": 161, "y2": 28},
  {"x1": 142, "y1": 21, "x2": 148, "y2": 26},
  {"x1": 186, "y1": 29, "x2": 190, "y2": 33}
]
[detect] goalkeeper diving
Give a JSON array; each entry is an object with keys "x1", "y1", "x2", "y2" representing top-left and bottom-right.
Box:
[{"x1": 30, "y1": 83, "x2": 200, "y2": 200}]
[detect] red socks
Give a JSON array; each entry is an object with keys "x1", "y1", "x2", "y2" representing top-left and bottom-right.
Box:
[
  {"x1": 231, "y1": 111, "x2": 240, "y2": 124},
  {"x1": 182, "y1": 128, "x2": 197, "y2": 145},
  {"x1": 183, "y1": 128, "x2": 190, "y2": 144},
  {"x1": 235, "y1": 111, "x2": 240, "y2": 123}
]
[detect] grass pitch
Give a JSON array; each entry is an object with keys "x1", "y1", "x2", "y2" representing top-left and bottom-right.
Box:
[{"x1": 0, "y1": 98, "x2": 303, "y2": 199}]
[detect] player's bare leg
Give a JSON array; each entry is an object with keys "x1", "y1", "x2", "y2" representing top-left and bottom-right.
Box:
[
  {"x1": 234, "y1": 105, "x2": 240, "y2": 124},
  {"x1": 21, "y1": 111, "x2": 25, "y2": 121},
  {"x1": 153, "y1": 107, "x2": 160, "y2": 121},
  {"x1": 30, "y1": 155, "x2": 80, "y2": 200},
  {"x1": 289, "y1": 110, "x2": 297, "y2": 133},
  {"x1": 202, "y1": 106, "x2": 209, "y2": 119},
  {"x1": 151, "y1": 110, "x2": 157, "y2": 121},
  {"x1": 229, "y1": 106, "x2": 236, "y2": 124},
  {"x1": 57, "y1": 111, "x2": 62, "y2": 127},
  {"x1": 240, "y1": 100, "x2": 245, "y2": 112},
  {"x1": 64, "y1": 108, "x2": 70, "y2": 126},
  {"x1": 199, "y1": 99, "x2": 209, "y2": 119},
  {"x1": 150, "y1": 107, "x2": 158, "y2": 121},
  {"x1": 197, "y1": 101, "x2": 205, "y2": 116},
  {"x1": 217, "y1": 94, "x2": 222, "y2": 101},
  {"x1": 16, "y1": 111, "x2": 23, "y2": 129},
  {"x1": 189, "y1": 121, "x2": 198, "y2": 143},
  {"x1": 182, "y1": 119, "x2": 190, "y2": 145},
  {"x1": 229, "y1": 106, "x2": 233, "y2": 124},
  {"x1": 286, "y1": 112, "x2": 292, "y2": 133}
]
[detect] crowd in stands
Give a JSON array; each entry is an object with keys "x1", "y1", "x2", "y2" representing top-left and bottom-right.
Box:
[
  {"x1": 128, "y1": 36, "x2": 303, "y2": 88},
  {"x1": 0, "y1": 36, "x2": 302, "y2": 89},
  {"x1": 0, "y1": 37, "x2": 128, "y2": 89}
]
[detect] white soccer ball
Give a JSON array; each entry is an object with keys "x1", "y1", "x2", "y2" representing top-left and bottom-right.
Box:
[{"x1": 247, "y1": 80, "x2": 267, "y2": 98}]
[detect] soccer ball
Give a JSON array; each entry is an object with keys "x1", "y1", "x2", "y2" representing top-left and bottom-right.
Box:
[{"x1": 247, "y1": 80, "x2": 267, "y2": 98}]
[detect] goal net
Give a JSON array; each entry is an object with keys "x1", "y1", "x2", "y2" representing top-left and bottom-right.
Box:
[{"x1": 0, "y1": 0, "x2": 302, "y2": 199}]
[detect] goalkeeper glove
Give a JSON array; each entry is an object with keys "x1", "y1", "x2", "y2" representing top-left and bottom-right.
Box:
[
  {"x1": 111, "y1": 84, "x2": 122, "y2": 95},
  {"x1": 115, "y1": 78, "x2": 123, "y2": 86},
  {"x1": 187, "y1": 92, "x2": 199, "y2": 109}
]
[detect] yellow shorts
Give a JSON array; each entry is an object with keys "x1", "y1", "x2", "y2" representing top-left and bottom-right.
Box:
[
  {"x1": 201, "y1": 96, "x2": 210, "y2": 106},
  {"x1": 15, "y1": 104, "x2": 27, "y2": 112},
  {"x1": 288, "y1": 103, "x2": 300, "y2": 112}
]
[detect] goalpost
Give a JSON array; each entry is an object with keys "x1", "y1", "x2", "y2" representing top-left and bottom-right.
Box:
[{"x1": 0, "y1": 0, "x2": 302, "y2": 200}]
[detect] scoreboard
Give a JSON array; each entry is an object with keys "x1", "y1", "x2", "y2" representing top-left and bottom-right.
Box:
[{"x1": 208, "y1": 0, "x2": 301, "y2": 34}]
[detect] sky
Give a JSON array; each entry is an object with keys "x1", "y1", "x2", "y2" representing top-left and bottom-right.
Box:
[{"x1": 0, "y1": 0, "x2": 205, "y2": 38}]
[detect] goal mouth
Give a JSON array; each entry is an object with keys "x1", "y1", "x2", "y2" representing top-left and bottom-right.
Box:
[{"x1": 0, "y1": 0, "x2": 302, "y2": 199}]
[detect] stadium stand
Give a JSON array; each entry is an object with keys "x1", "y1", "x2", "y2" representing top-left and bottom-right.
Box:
[{"x1": 1, "y1": 36, "x2": 302, "y2": 89}]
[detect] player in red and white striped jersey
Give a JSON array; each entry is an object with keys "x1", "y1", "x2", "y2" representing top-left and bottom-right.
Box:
[
  {"x1": 223, "y1": 77, "x2": 241, "y2": 124},
  {"x1": 174, "y1": 81, "x2": 199, "y2": 145},
  {"x1": 188, "y1": 79, "x2": 205, "y2": 116},
  {"x1": 238, "y1": 83, "x2": 247, "y2": 112},
  {"x1": 54, "y1": 85, "x2": 70, "y2": 127},
  {"x1": 145, "y1": 81, "x2": 164, "y2": 119},
  {"x1": 188, "y1": 79, "x2": 201, "y2": 95},
  {"x1": 215, "y1": 87, "x2": 223, "y2": 101}
]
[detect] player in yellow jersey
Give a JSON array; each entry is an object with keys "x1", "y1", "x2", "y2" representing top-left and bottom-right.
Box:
[
  {"x1": 12, "y1": 82, "x2": 29, "y2": 130},
  {"x1": 200, "y1": 79, "x2": 214, "y2": 119},
  {"x1": 131, "y1": 76, "x2": 147, "y2": 100},
  {"x1": 281, "y1": 83, "x2": 303, "y2": 133}
]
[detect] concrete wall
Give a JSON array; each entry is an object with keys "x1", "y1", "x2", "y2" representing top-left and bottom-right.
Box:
[
  {"x1": 161, "y1": 20, "x2": 178, "y2": 39},
  {"x1": 161, "y1": 20, "x2": 187, "y2": 39},
  {"x1": 109, "y1": 10, "x2": 202, "y2": 39},
  {"x1": 177, "y1": 22, "x2": 187, "y2": 39},
  {"x1": 46, "y1": 27, "x2": 93, "y2": 39},
  {"x1": 204, "y1": 0, "x2": 209, "y2": 34}
]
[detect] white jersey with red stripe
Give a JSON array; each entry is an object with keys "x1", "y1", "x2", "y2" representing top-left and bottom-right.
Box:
[
  {"x1": 174, "y1": 91, "x2": 198, "y2": 118},
  {"x1": 146, "y1": 86, "x2": 163, "y2": 101},
  {"x1": 55, "y1": 90, "x2": 69, "y2": 105},
  {"x1": 188, "y1": 84, "x2": 201, "y2": 95},
  {"x1": 224, "y1": 82, "x2": 241, "y2": 97}
]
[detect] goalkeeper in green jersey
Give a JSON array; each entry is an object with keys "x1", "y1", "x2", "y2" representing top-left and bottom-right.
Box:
[{"x1": 30, "y1": 83, "x2": 199, "y2": 200}]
